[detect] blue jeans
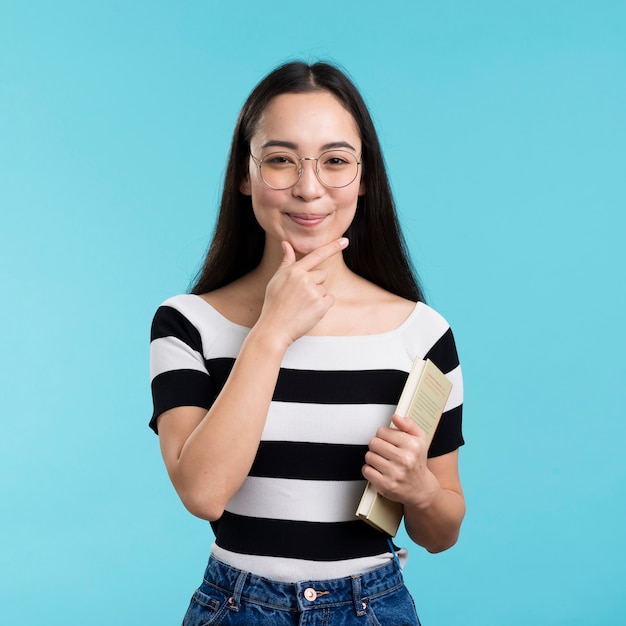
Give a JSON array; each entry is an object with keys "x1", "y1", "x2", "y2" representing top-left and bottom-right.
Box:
[{"x1": 182, "y1": 555, "x2": 421, "y2": 625}]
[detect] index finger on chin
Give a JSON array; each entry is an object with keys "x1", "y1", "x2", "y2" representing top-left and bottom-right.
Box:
[{"x1": 297, "y1": 237, "x2": 349, "y2": 270}]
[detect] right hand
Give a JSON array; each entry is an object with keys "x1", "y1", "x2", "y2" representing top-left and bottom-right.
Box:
[{"x1": 258, "y1": 237, "x2": 349, "y2": 347}]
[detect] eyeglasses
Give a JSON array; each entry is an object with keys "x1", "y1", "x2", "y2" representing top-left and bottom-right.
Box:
[{"x1": 250, "y1": 150, "x2": 362, "y2": 190}]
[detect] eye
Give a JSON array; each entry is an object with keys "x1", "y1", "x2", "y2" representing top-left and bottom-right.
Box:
[
  {"x1": 263, "y1": 152, "x2": 298, "y2": 167},
  {"x1": 321, "y1": 152, "x2": 354, "y2": 167}
]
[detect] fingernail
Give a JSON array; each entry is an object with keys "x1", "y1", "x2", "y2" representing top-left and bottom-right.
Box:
[{"x1": 338, "y1": 237, "x2": 349, "y2": 247}]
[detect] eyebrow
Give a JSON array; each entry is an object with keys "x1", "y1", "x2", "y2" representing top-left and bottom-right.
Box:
[{"x1": 260, "y1": 140, "x2": 358, "y2": 152}]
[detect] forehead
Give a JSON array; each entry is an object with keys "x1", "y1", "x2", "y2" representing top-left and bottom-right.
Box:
[{"x1": 252, "y1": 91, "x2": 361, "y2": 150}]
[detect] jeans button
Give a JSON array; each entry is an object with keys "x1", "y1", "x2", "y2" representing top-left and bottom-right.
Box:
[{"x1": 304, "y1": 588, "x2": 317, "y2": 601}]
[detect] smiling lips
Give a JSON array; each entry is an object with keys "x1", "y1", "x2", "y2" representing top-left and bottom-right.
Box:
[{"x1": 287, "y1": 213, "x2": 328, "y2": 227}]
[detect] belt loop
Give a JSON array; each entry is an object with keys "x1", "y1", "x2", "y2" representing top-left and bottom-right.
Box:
[
  {"x1": 351, "y1": 574, "x2": 367, "y2": 616},
  {"x1": 228, "y1": 569, "x2": 248, "y2": 611}
]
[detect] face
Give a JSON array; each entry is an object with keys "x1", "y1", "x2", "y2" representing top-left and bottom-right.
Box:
[{"x1": 242, "y1": 90, "x2": 365, "y2": 259}]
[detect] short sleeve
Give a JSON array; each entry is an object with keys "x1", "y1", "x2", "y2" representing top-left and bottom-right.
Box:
[
  {"x1": 424, "y1": 326, "x2": 464, "y2": 458},
  {"x1": 149, "y1": 304, "x2": 216, "y2": 434}
]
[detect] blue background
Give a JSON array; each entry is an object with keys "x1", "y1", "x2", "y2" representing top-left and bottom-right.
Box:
[{"x1": 1, "y1": 1, "x2": 625, "y2": 624}]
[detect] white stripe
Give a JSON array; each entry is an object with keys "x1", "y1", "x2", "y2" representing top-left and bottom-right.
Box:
[
  {"x1": 225, "y1": 476, "x2": 367, "y2": 523},
  {"x1": 283, "y1": 334, "x2": 414, "y2": 371},
  {"x1": 150, "y1": 336, "x2": 207, "y2": 381},
  {"x1": 262, "y1": 402, "x2": 394, "y2": 445}
]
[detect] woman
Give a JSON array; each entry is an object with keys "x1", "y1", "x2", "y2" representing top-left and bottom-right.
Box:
[{"x1": 150, "y1": 60, "x2": 465, "y2": 625}]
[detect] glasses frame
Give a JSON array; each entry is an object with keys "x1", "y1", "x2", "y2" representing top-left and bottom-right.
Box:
[{"x1": 249, "y1": 150, "x2": 362, "y2": 190}]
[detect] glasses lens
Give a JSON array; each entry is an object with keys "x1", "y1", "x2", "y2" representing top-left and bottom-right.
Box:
[
  {"x1": 316, "y1": 151, "x2": 359, "y2": 188},
  {"x1": 259, "y1": 152, "x2": 300, "y2": 189}
]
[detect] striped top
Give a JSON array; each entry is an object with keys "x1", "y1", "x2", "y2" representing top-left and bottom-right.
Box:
[{"x1": 150, "y1": 294, "x2": 464, "y2": 581}]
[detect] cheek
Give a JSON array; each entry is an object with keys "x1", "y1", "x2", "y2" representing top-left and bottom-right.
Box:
[
  {"x1": 251, "y1": 186, "x2": 272, "y2": 206},
  {"x1": 250, "y1": 188, "x2": 281, "y2": 224},
  {"x1": 335, "y1": 188, "x2": 360, "y2": 214}
]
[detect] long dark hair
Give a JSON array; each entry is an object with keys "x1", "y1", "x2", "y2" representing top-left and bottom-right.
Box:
[{"x1": 191, "y1": 61, "x2": 425, "y2": 302}]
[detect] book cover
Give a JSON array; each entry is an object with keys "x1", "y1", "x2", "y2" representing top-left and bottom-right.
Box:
[{"x1": 355, "y1": 358, "x2": 453, "y2": 536}]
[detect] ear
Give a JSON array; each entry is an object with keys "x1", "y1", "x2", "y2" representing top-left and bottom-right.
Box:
[
  {"x1": 239, "y1": 176, "x2": 251, "y2": 196},
  {"x1": 358, "y1": 177, "x2": 366, "y2": 196}
]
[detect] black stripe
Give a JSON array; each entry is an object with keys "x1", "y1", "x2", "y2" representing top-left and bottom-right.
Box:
[
  {"x1": 150, "y1": 369, "x2": 215, "y2": 433},
  {"x1": 151, "y1": 305, "x2": 203, "y2": 350},
  {"x1": 206, "y1": 358, "x2": 235, "y2": 395},
  {"x1": 428, "y1": 404, "x2": 464, "y2": 457},
  {"x1": 424, "y1": 327, "x2": 459, "y2": 375},
  {"x1": 276, "y1": 368, "x2": 406, "y2": 404},
  {"x1": 214, "y1": 512, "x2": 391, "y2": 560},
  {"x1": 207, "y1": 357, "x2": 407, "y2": 405},
  {"x1": 250, "y1": 442, "x2": 368, "y2": 481}
]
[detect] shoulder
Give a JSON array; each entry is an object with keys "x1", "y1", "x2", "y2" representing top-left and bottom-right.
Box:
[
  {"x1": 400, "y1": 302, "x2": 460, "y2": 368},
  {"x1": 151, "y1": 294, "x2": 243, "y2": 351},
  {"x1": 154, "y1": 293, "x2": 210, "y2": 320},
  {"x1": 152, "y1": 294, "x2": 204, "y2": 340},
  {"x1": 407, "y1": 301, "x2": 453, "y2": 336}
]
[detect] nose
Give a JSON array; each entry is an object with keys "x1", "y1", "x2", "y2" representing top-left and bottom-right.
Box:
[{"x1": 291, "y1": 158, "x2": 324, "y2": 199}]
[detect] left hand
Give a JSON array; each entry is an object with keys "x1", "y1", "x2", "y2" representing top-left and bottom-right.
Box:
[{"x1": 362, "y1": 414, "x2": 438, "y2": 509}]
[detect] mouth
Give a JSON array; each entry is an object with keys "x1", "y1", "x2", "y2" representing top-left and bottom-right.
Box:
[{"x1": 286, "y1": 213, "x2": 328, "y2": 227}]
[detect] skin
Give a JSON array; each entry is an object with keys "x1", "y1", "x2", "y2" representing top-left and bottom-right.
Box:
[{"x1": 157, "y1": 91, "x2": 465, "y2": 553}]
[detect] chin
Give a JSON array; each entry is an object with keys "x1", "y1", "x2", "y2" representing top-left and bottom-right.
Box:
[
  {"x1": 291, "y1": 241, "x2": 319, "y2": 256},
  {"x1": 289, "y1": 236, "x2": 335, "y2": 258}
]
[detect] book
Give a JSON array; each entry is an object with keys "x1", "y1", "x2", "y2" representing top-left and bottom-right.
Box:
[{"x1": 355, "y1": 357, "x2": 453, "y2": 536}]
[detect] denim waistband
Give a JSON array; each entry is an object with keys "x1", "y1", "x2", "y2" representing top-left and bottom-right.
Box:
[{"x1": 203, "y1": 555, "x2": 405, "y2": 614}]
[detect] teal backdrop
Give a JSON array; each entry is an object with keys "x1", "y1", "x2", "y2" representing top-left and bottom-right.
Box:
[{"x1": 1, "y1": 1, "x2": 625, "y2": 624}]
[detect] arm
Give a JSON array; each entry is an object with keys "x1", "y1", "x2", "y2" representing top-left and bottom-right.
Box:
[
  {"x1": 362, "y1": 414, "x2": 465, "y2": 553},
  {"x1": 157, "y1": 328, "x2": 288, "y2": 521},
  {"x1": 156, "y1": 238, "x2": 349, "y2": 521}
]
